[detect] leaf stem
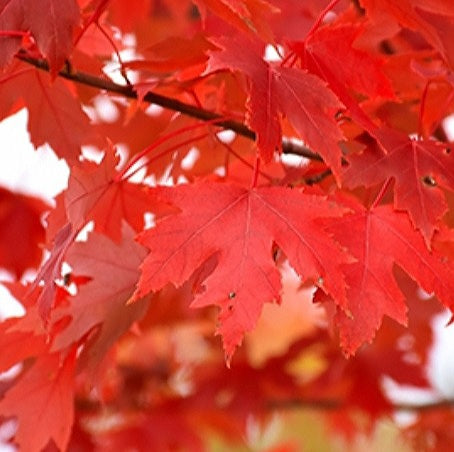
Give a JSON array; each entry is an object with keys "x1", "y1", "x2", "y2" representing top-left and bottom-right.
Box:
[
  {"x1": 95, "y1": 21, "x2": 131, "y2": 86},
  {"x1": 305, "y1": 169, "x2": 332, "y2": 185},
  {"x1": 419, "y1": 81, "x2": 431, "y2": 140},
  {"x1": 116, "y1": 117, "x2": 229, "y2": 180},
  {"x1": 74, "y1": 0, "x2": 111, "y2": 47},
  {"x1": 124, "y1": 132, "x2": 209, "y2": 180},
  {"x1": 251, "y1": 155, "x2": 261, "y2": 188},
  {"x1": 306, "y1": 0, "x2": 342, "y2": 38},
  {"x1": 371, "y1": 177, "x2": 392, "y2": 209},
  {"x1": 214, "y1": 135, "x2": 274, "y2": 182},
  {"x1": 0, "y1": 30, "x2": 29, "y2": 38}
]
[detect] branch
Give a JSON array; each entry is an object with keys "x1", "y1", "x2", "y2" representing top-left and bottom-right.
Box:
[
  {"x1": 74, "y1": 390, "x2": 454, "y2": 414},
  {"x1": 269, "y1": 397, "x2": 454, "y2": 412},
  {"x1": 17, "y1": 52, "x2": 323, "y2": 161}
]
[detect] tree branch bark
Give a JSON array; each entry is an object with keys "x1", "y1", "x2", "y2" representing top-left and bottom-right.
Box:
[
  {"x1": 74, "y1": 391, "x2": 454, "y2": 413},
  {"x1": 17, "y1": 52, "x2": 323, "y2": 161},
  {"x1": 268, "y1": 397, "x2": 454, "y2": 412}
]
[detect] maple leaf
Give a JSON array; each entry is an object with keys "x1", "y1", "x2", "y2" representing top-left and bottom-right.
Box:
[
  {"x1": 360, "y1": 0, "x2": 454, "y2": 69},
  {"x1": 35, "y1": 146, "x2": 170, "y2": 321},
  {"x1": 267, "y1": 0, "x2": 328, "y2": 41},
  {"x1": 52, "y1": 225, "x2": 150, "y2": 372},
  {"x1": 206, "y1": 35, "x2": 344, "y2": 176},
  {"x1": 62, "y1": 146, "x2": 163, "y2": 241},
  {"x1": 0, "y1": 187, "x2": 48, "y2": 278},
  {"x1": 193, "y1": 0, "x2": 278, "y2": 42},
  {"x1": 364, "y1": 268, "x2": 442, "y2": 386},
  {"x1": 0, "y1": 349, "x2": 76, "y2": 452},
  {"x1": 32, "y1": 222, "x2": 76, "y2": 321},
  {"x1": 133, "y1": 181, "x2": 350, "y2": 361},
  {"x1": 323, "y1": 197, "x2": 454, "y2": 355},
  {"x1": 297, "y1": 24, "x2": 394, "y2": 99},
  {"x1": 3, "y1": 0, "x2": 454, "y2": 446},
  {"x1": 105, "y1": 0, "x2": 155, "y2": 32},
  {"x1": 0, "y1": 65, "x2": 92, "y2": 162},
  {"x1": 343, "y1": 129, "x2": 454, "y2": 246},
  {"x1": 0, "y1": 0, "x2": 80, "y2": 73},
  {"x1": 0, "y1": 283, "x2": 47, "y2": 372},
  {"x1": 309, "y1": 275, "x2": 443, "y2": 415},
  {"x1": 124, "y1": 33, "x2": 216, "y2": 73},
  {"x1": 291, "y1": 23, "x2": 394, "y2": 134},
  {"x1": 0, "y1": 319, "x2": 47, "y2": 372}
]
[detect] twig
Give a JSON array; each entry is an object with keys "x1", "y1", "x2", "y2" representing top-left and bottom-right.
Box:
[
  {"x1": 16, "y1": 52, "x2": 322, "y2": 161},
  {"x1": 74, "y1": 390, "x2": 454, "y2": 413},
  {"x1": 304, "y1": 169, "x2": 332, "y2": 185},
  {"x1": 269, "y1": 397, "x2": 454, "y2": 412}
]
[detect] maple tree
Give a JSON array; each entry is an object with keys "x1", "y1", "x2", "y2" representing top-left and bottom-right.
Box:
[{"x1": 1, "y1": 0, "x2": 454, "y2": 450}]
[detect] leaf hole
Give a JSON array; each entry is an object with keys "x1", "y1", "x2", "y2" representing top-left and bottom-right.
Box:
[
  {"x1": 63, "y1": 273, "x2": 71, "y2": 286},
  {"x1": 422, "y1": 175, "x2": 437, "y2": 187}
]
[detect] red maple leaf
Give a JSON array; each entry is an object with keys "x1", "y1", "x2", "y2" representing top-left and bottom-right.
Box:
[
  {"x1": 0, "y1": 349, "x2": 76, "y2": 452},
  {"x1": 360, "y1": 0, "x2": 454, "y2": 69},
  {"x1": 0, "y1": 0, "x2": 80, "y2": 73},
  {"x1": 206, "y1": 36, "x2": 344, "y2": 176},
  {"x1": 133, "y1": 181, "x2": 350, "y2": 362},
  {"x1": 0, "y1": 318, "x2": 47, "y2": 372},
  {"x1": 296, "y1": 24, "x2": 394, "y2": 99},
  {"x1": 0, "y1": 64, "x2": 92, "y2": 162},
  {"x1": 343, "y1": 129, "x2": 454, "y2": 246},
  {"x1": 32, "y1": 222, "x2": 76, "y2": 321},
  {"x1": 124, "y1": 33, "x2": 216, "y2": 74},
  {"x1": 51, "y1": 225, "x2": 150, "y2": 372},
  {"x1": 323, "y1": 196, "x2": 454, "y2": 355},
  {"x1": 193, "y1": 0, "x2": 278, "y2": 41},
  {"x1": 0, "y1": 283, "x2": 48, "y2": 372},
  {"x1": 62, "y1": 146, "x2": 163, "y2": 241},
  {"x1": 34, "y1": 146, "x2": 171, "y2": 321},
  {"x1": 3, "y1": 0, "x2": 454, "y2": 447},
  {"x1": 291, "y1": 23, "x2": 394, "y2": 134}
]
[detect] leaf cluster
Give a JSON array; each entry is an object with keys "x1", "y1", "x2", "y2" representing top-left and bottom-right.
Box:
[{"x1": 0, "y1": 0, "x2": 454, "y2": 450}]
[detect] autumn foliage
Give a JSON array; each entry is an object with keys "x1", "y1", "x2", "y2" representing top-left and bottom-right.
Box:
[{"x1": 1, "y1": 0, "x2": 454, "y2": 450}]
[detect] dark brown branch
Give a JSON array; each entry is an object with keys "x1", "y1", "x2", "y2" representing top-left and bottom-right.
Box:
[
  {"x1": 75, "y1": 391, "x2": 454, "y2": 413},
  {"x1": 16, "y1": 52, "x2": 323, "y2": 161},
  {"x1": 267, "y1": 397, "x2": 341, "y2": 411},
  {"x1": 304, "y1": 169, "x2": 333, "y2": 185},
  {"x1": 71, "y1": 361, "x2": 454, "y2": 414},
  {"x1": 269, "y1": 398, "x2": 454, "y2": 412}
]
